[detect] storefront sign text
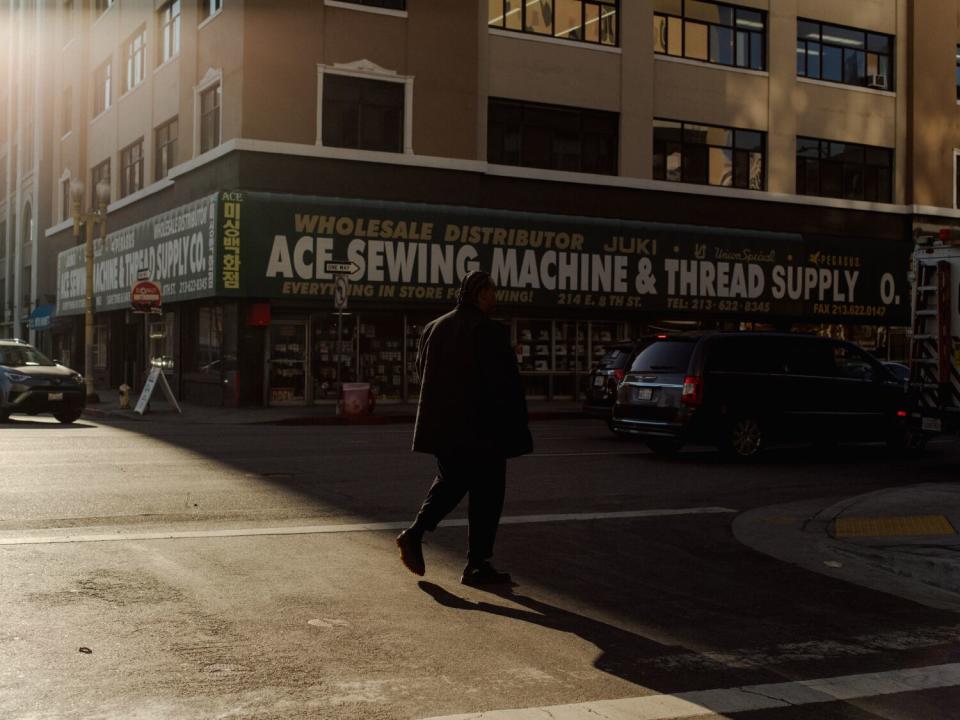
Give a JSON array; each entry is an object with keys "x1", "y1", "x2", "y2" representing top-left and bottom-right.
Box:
[
  {"x1": 217, "y1": 194, "x2": 911, "y2": 325},
  {"x1": 56, "y1": 194, "x2": 219, "y2": 316}
]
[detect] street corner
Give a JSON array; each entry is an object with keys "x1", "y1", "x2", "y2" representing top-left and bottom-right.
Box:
[{"x1": 732, "y1": 493, "x2": 960, "y2": 613}]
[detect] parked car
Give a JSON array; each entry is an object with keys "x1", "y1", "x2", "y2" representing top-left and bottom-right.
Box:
[
  {"x1": 582, "y1": 340, "x2": 646, "y2": 417},
  {"x1": 882, "y1": 361, "x2": 911, "y2": 384},
  {"x1": 0, "y1": 339, "x2": 86, "y2": 423},
  {"x1": 609, "y1": 332, "x2": 921, "y2": 458}
]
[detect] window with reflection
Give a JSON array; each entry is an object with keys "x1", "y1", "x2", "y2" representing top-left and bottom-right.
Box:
[
  {"x1": 654, "y1": 119, "x2": 765, "y2": 189},
  {"x1": 90, "y1": 159, "x2": 110, "y2": 202},
  {"x1": 796, "y1": 137, "x2": 892, "y2": 203},
  {"x1": 488, "y1": 0, "x2": 618, "y2": 47},
  {"x1": 955, "y1": 45, "x2": 960, "y2": 100},
  {"x1": 488, "y1": 98, "x2": 618, "y2": 175},
  {"x1": 338, "y1": 0, "x2": 405, "y2": 8},
  {"x1": 322, "y1": 74, "x2": 404, "y2": 153},
  {"x1": 120, "y1": 138, "x2": 143, "y2": 198},
  {"x1": 194, "y1": 305, "x2": 223, "y2": 375},
  {"x1": 797, "y1": 19, "x2": 893, "y2": 90},
  {"x1": 653, "y1": 0, "x2": 765, "y2": 70}
]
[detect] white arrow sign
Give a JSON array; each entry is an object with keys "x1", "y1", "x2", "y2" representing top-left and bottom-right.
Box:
[{"x1": 325, "y1": 261, "x2": 360, "y2": 275}]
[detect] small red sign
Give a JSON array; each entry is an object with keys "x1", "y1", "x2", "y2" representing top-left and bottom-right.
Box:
[{"x1": 131, "y1": 280, "x2": 162, "y2": 311}]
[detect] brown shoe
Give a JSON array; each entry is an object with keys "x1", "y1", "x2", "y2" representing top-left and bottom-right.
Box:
[{"x1": 396, "y1": 529, "x2": 425, "y2": 576}]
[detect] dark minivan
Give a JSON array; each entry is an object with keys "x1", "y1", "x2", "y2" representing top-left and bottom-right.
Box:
[{"x1": 610, "y1": 332, "x2": 920, "y2": 458}]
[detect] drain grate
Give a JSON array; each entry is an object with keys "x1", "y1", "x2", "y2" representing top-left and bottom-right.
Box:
[{"x1": 834, "y1": 515, "x2": 957, "y2": 538}]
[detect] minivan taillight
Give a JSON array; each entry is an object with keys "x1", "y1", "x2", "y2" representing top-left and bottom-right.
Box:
[
  {"x1": 681, "y1": 375, "x2": 703, "y2": 407},
  {"x1": 612, "y1": 368, "x2": 625, "y2": 383}
]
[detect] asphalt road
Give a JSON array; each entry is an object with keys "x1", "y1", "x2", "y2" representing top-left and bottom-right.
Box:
[{"x1": 1, "y1": 416, "x2": 959, "y2": 719}]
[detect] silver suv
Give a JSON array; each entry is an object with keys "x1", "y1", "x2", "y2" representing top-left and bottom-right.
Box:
[{"x1": 0, "y1": 339, "x2": 86, "y2": 423}]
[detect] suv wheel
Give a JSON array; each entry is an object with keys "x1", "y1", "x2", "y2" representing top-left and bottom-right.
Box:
[
  {"x1": 887, "y1": 427, "x2": 927, "y2": 457},
  {"x1": 54, "y1": 409, "x2": 82, "y2": 424},
  {"x1": 647, "y1": 437, "x2": 682, "y2": 456},
  {"x1": 722, "y1": 417, "x2": 764, "y2": 459}
]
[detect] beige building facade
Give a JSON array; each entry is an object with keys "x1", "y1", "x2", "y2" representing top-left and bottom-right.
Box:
[{"x1": 2, "y1": 0, "x2": 959, "y2": 405}]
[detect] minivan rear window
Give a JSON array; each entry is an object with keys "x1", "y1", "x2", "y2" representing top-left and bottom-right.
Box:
[{"x1": 629, "y1": 340, "x2": 695, "y2": 373}]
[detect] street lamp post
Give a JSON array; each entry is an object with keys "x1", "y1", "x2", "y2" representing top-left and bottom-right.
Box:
[{"x1": 70, "y1": 179, "x2": 110, "y2": 404}]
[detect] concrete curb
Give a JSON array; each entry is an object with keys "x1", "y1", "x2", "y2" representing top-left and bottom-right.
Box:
[
  {"x1": 82, "y1": 407, "x2": 589, "y2": 426},
  {"x1": 815, "y1": 485, "x2": 960, "y2": 597},
  {"x1": 733, "y1": 492, "x2": 960, "y2": 612}
]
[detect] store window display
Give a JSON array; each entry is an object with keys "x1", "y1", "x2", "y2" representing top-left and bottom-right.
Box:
[
  {"x1": 404, "y1": 313, "x2": 434, "y2": 401},
  {"x1": 516, "y1": 318, "x2": 552, "y2": 398},
  {"x1": 269, "y1": 322, "x2": 307, "y2": 404},
  {"x1": 552, "y1": 321, "x2": 588, "y2": 398},
  {"x1": 358, "y1": 315, "x2": 404, "y2": 401},
  {"x1": 312, "y1": 314, "x2": 354, "y2": 401},
  {"x1": 590, "y1": 322, "x2": 626, "y2": 364}
]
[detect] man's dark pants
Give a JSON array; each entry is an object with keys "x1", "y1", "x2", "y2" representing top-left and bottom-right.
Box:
[{"x1": 411, "y1": 454, "x2": 507, "y2": 564}]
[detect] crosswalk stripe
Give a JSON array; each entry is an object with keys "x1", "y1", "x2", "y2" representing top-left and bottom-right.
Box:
[
  {"x1": 419, "y1": 663, "x2": 960, "y2": 719},
  {"x1": 0, "y1": 507, "x2": 735, "y2": 546}
]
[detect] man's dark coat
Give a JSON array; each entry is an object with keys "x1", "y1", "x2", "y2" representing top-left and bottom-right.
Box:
[{"x1": 412, "y1": 304, "x2": 533, "y2": 458}]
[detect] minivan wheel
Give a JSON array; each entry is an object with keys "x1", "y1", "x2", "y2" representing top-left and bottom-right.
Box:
[
  {"x1": 54, "y1": 409, "x2": 82, "y2": 424},
  {"x1": 722, "y1": 417, "x2": 764, "y2": 459},
  {"x1": 646, "y1": 437, "x2": 682, "y2": 456},
  {"x1": 887, "y1": 427, "x2": 927, "y2": 457}
]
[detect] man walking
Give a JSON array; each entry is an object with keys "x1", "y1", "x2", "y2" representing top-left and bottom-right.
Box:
[{"x1": 396, "y1": 270, "x2": 532, "y2": 586}]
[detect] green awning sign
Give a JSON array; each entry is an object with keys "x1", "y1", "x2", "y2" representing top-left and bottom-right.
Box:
[{"x1": 216, "y1": 192, "x2": 911, "y2": 325}]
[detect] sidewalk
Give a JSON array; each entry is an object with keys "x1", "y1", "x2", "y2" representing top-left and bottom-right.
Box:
[
  {"x1": 81, "y1": 387, "x2": 589, "y2": 426},
  {"x1": 734, "y1": 473, "x2": 960, "y2": 612}
]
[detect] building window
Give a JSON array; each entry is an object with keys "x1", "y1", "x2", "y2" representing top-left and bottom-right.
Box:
[
  {"x1": 94, "y1": 0, "x2": 113, "y2": 18},
  {"x1": 194, "y1": 305, "x2": 223, "y2": 374},
  {"x1": 201, "y1": 0, "x2": 223, "y2": 20},
  {"x1": 120, "y1": 139, "x2": 144, "y2": 198},
  {"x1": 956, "y1": 45, "x2": 960, "y2": 101},
  {"x1": 337, "y1": 0, "x2": 405, "y2": 9},
  {"x1": 90, "y1": 159, "x2": 110, "y2": 204},
  {"x1": 61, "y1": 87, "x2": 71, "y2": 137},
  {"x1": 93, "y1": 59, "x2": 111, "y2": 116},
  {"x1": 653, "y1": 0, "x2": 765, "y2": 70},
  {"x1": 954, "y1": 150, "x2": 960, "y2": 209},
  {"x1": 155, "y1": 116, "x2": 178, "y2": 180},
  {"x1": 199, "y1": 83, "x2": 221, "y2": 153},
  {"x1": 159, "y1": 0, "x2": 181, "y2": 64},
  {"x1": 653, "y1": 118, "x2": 765, "y2": 189},
  {"x1": 796, "y1": 137, "x2": 892, "y2": 203},
  {"x1": 797, "y1": 19, "x2": 893, "y2": 90},
  {"x1": 322, "y1": 74, "x2": 404, "y2": 153},
  {"x1": 61, "y1": 177, "x2": 71, "y2": 222},
  {"x1": 488, "y1": 0, "x2": 617, "y2": 46},
  {"x1": 488, "y1": 98, "x2": 619, "y2": 175},
  {"x1": 125, "y1": 27, "x2": 146, "y2": 93}
]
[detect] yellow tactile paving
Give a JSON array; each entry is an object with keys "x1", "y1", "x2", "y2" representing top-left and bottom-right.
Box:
[{"x1": 834, "y1": 515, "x2": 957, "y2": 538}]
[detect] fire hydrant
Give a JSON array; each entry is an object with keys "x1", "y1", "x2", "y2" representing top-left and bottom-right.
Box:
[{"x1": 118, "y1": 383, "x2": 131, "y2": 409}]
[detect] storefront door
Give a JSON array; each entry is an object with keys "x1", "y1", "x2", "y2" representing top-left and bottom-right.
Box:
[{"x1": 268, "y1": 322, "x2": 308, "y2": 405}]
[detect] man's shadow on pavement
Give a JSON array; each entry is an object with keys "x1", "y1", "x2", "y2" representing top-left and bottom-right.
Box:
[{"x1": 417, "y1": 580, "x2": 674, "y2": 687}]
